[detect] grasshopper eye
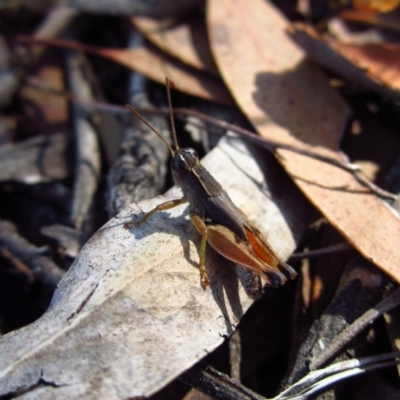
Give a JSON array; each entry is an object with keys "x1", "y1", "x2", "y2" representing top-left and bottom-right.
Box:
[
  {"x1": 171, "y1": 155, "x2": 186, "y2": 173},
  {"x1": 172, "y1": 148, "x2": 199, "y2": 172}
]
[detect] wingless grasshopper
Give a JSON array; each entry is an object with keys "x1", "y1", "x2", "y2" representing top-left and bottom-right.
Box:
[{"x1": 124, "y1": 78, "x2": 296, "y2": 289}]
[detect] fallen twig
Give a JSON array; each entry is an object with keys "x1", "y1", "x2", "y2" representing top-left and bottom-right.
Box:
[
  {"x1": 310, "y1": 286, "x2": 400, "y2": 370},
  {"x1": 289, "y1": 242, "x2": 352, "y2": 261},
  {"x1": 21, "y1": 80, "x2": 398, "y2": 202},
  {"x1": 0, "y1": 219, "x2": 64, "y2": 287}
]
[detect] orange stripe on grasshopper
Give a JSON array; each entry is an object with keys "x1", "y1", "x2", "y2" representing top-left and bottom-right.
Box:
[{"x1": 206, "y1": 224, "x2": 287, "y2": 286}]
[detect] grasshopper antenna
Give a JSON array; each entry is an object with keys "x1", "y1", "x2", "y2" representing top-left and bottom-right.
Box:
[
  {"x1": 165, "y1": 77, "x2": 179, "y2": 150},
  {"x1": 126, "y1": 104, "x2": 175, "y2": 156}
]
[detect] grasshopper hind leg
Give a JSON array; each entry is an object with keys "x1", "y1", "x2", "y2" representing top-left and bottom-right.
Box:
[
  {"x1": 190, "y1": 214, "x2": 211, "y2": 288},
  {"x1": 204, "y1": 223, "x2": 288, "y2": 288},
  {"x1": 189, "y1": 214, "x2": 291, "y2": 290}
]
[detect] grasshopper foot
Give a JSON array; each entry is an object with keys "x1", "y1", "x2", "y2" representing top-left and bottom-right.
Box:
[
  {"x1": 201, "y1": 276, "x2": 210, "y2": 289},
  {"x1": 265, "y1": 270, "x2": 287, "y2": 287},
  {"x1": 279, "y1": 262, "x2": 297, "y2": 280},
  {"x1": 264, "y1": 263, "x2": 297, "y2": 287},
  {"x1": 123, "y1": 219, "x2": 141, "y2": 229},
  {"x1": 200, "y1": 269, "x2": 210, "y2": 289}
]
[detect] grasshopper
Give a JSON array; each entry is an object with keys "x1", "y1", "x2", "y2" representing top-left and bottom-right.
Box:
[{"x1": 124, "y1": 78, "x2": 296, "y2": 289}]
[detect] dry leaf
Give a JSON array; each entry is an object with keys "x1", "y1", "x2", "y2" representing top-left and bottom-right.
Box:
[
  {"x1": 20, "y1": 66, "x2": 68, "y2": 130},
  {"x1": 340, "y1": 9, "x2": 400, "y2": 32},
  {"x1": 19, "y1": 36, "x2": 233, "y2": 106},
  {"x1": 0, "y1": 137, "x2": 311, "y2": 398},
  {"x1": 132, "y1": 15, "x2": 219, "y2": 75},
  {"x1": 89, "y1": 46, "x2": 233, "y2": 105},
  {"x1": 288, "y1": 22, "x2": 400, "y2": 101},
  {"x1": 0, "y1": 133, "x2": 70, "y2": 184},
  {"x1": 207, "y1": 0, "x2": 400, "y2": 282}
]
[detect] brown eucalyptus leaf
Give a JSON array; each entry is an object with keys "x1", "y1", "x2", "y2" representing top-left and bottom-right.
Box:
[
  {"x1": 352, "y1": 0, "x2": 400, "y2": 13},
  {"x1": 20, "y1": 65, "x2": 68, "y2": 133},
  {"x1": 288, "y1": 22, "x2": 400, "y2": 102},
  {"x1": 207, "y1": 0, "x2": 400, "y2": 282},
  {"x1": 19, "y1": 36, "x2": 233, "y2": 106},
  {"x1": 0, "y1": 137, "x2": 311, "y2": 399},
  {"x1": 101, "y1": 46, "x2": 233, "y2": 104},
  {"x1": 131, "y1": 15, "x2": 218, "y2": 75},
  {"x1": 340, "y1": 9, "x2": 400, "y2": 33}
]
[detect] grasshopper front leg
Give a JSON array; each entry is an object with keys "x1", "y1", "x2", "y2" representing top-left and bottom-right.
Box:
[{"x1": 124, "y1": 197, "x2": 187, "y2": 228}]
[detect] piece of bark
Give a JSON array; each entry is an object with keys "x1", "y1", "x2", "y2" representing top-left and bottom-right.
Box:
[
  {"x1": 0, "y1": 132, "x2": 70, "y2": 185},
  {"x1": 106, "y1": 103, "x2": 170, "y2": 217},
  {"x1": 40, "y1": 224, "x2": 85, "y2": 258},
  {"x1": 0, "y1": 219, "x2": 64, "y2": 288},
  {"x1": 106, "y1": 30, "x2": 170, "y2": 218},
  {"x1": 285, "y1": 256, "x2": 388, "y2": 386},
  {"x1": 182, "y1": 365, "x2": 264, "y2": 400}
]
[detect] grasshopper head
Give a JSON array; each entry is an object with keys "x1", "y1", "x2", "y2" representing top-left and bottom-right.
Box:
[
  {"x1": 171, "y1": 148, "x2": 200, "y2": 186},
  {"x1": 127, "y1": 78, "x2": 200, "y2": 189}
]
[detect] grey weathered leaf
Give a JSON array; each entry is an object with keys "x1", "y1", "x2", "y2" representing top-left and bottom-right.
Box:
[
  {"x1": 0, "y1": 136, "x2": 312, "y2": 399},
  {"x1": 0, "y1": 133, "x2": 70, "y2": 184}
]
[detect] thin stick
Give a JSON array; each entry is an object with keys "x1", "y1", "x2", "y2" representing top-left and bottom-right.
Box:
[
  {"x1": 289, "y1": 242, "x2": 352, "y2": 261},
  {"x1": 310, "y1": 287, "x2": 400, "y2": 370},
  {"x1": 0, "y1": 219, "x2": 65, "y2": 288},
  {"x1": 20, "y1": 79, "x2": 399, "y2": 201},
  {"x1": 171, "y1": 107, "x2": 398, "y2": 201}
]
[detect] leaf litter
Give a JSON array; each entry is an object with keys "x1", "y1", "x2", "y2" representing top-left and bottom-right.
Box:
[{"x1": 2, "y1": 1, "x2": 400, "y2": 398}]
